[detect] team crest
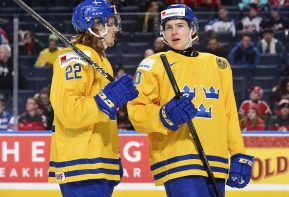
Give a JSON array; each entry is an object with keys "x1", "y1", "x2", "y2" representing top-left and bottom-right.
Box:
[{"x1": 216, "y1": 57, "x2": 227, "y2": 69}]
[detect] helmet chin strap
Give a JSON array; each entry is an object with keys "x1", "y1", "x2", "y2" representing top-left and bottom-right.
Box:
[
  {"x1": 184, "y1": 27, "x2": 198, "y2": 49},
  {"x1": 88, "y1": 24, "x2": 109, "y2": 50}
]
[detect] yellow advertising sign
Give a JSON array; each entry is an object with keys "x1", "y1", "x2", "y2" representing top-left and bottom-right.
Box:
[
  {"x1": 248, "y1": 148, "x2": 288, "y2": 184},
  {"x1": 243, "y1": 133, "x2": 289, "y2": 185}
]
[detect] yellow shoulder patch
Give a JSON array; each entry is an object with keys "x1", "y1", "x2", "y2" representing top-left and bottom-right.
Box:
[{"x1": 216, "y1": 57, "x2": 227, "y2": 69}]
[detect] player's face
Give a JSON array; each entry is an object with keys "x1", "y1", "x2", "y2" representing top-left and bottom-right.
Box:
[
  {"x1": 164, "y1": 19, "x2": 195, "y2": 50},
  {"x1": 102, "y1": 17, "x2": 119, "y2": 47}
]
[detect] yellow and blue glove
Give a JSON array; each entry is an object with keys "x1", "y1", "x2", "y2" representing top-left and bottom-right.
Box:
[
  {"x1": 226, "y1": 153, "x2": 254, "y2": 188},
  {"x1": 95, "y1": 74, "x2": 139, "y2": 119},
  {"x1": 160, "y1": 95, "x2": 197, "y2": 131}
]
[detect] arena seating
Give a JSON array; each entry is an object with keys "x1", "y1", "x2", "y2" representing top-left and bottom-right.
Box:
[{"x1": 1, "y1": 1, "x2": 288, "y2": 107}]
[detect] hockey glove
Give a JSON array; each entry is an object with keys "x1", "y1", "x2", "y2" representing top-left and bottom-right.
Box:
[
  {"x1": 95, "y1": 74, "x2": 139, "y2": 119},
  {"x1": 226, "y1": 153, "x2": 254, "y2": 188},
  {"x1": 160, "y1": 95, "x2": 197, "y2": 131}
]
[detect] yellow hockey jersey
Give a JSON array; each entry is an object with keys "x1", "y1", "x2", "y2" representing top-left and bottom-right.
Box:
[
  {"x1": 48, "y1": 44, "x2": 121, "y2": 184},
  {"x1": 127, "y1": 50, "x2": 245, "y2": 185}
]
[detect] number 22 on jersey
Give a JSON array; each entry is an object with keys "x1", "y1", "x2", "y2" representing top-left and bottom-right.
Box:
[{"x1": 66, "y1": 63, "x2": 82, "y2": 80}]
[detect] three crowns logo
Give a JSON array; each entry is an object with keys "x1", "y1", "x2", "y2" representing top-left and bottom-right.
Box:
[
  {"x1": 202, "y1": 86, "x2": 220, "y2": 99},
  {"x1": 181, "y1": 85, "x2": 196, "y2": 99},
  {"x1": 180, "y1": 85, "x2": 219, "y2": 119},
  {"x1": 196, "y1": 104, "x2": 212, "y2": 118}
]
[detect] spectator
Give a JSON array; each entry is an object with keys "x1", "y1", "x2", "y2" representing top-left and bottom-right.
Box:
[
  {"x1": 0, "y1": 44, "x2": 13, "y2": 91},
  {"x1": 240, "y1": 107, "x2": 265, "y2": 131},
  {"x1": 257, "y1": 28, "x2": 286, "y2": 54},
  {"x1": 144, "y1": 48, "x2": 154, "y2": 58},
  {"x1": 239, "y1": 86, "x2": 272, "y2": 120},
  {"x1": 267, "y1": 99, "x2": 289, "y2": 131},
  {"x1": 35, "y1": 34, "x2": 61, "y2": 67},
  {"x1": 228, "y1": 35, "x2": 260, "y2": 68},
  {"x1": 153, "y1": 36, "x2": 167, "y2": 53},
  {"x1": 0, "y1": 96, "x2": 12, "y2": 131},
  {"x1": 203, "y1": 36, "x2": 228, "y2": 58},
  {"x1": 260, "y1": 6, "x2": 289, "y2": 31},
  {"x1": 20, "y1": 31, "x2": 44, "y2": 56},
  {"x1": 17, "y1": 97, "x2": 47, "y2": 131},
  {"x1": 205, "y1": 6, "x2": 236, "y2": 36},
  {"x1": 237, "y1": 4, "x2": 263, "y2": 32},
  {"x1": 270, "y1": 77, "x2": 289, "y2": 107},
  {"x1": 140, "y1": 1, "x2": 160, "y2": 34},
  {"x1": 34, "y1": 87, "x2": 53, "y2": 130}
]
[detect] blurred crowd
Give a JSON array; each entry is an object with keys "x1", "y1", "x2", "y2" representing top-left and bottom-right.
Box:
[
  {"x1": 0, "y1": 0, "x2": 289, "y2": 131},
  {"x1": 0, "y1": 87, "x2": 53, "y2": 131}
]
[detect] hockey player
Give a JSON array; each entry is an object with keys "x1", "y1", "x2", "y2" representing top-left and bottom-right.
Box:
[
  {"x1": 48, "y1": 0, "x2": 138, "y2": 196},
  {"x1": 128, "y1": 4, "x2": 254, "y2": 197}
]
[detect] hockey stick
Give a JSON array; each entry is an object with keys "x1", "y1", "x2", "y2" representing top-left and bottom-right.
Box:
[
  {"x1": 13, "y1": 0, "x2": 115, "y2": 82},
  {"x1": 160, "y1": 54, "x2": 222, "y2": 197}
]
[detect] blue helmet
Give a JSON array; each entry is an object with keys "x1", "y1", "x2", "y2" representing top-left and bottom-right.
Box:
[
  {"x1": 160, "y1": 4, "x2": 198, "y2": 29},
  {"x1": 72, "y1": 0, "x2": 120, "y2": 33},
  {"x1": 160, "y1": 4, "x2": 199, "y2": 48}
]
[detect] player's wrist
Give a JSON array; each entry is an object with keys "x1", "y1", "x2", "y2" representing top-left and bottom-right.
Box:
[{"x1": 231, "y1": 153, "x2": 254, "y2": 166}]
